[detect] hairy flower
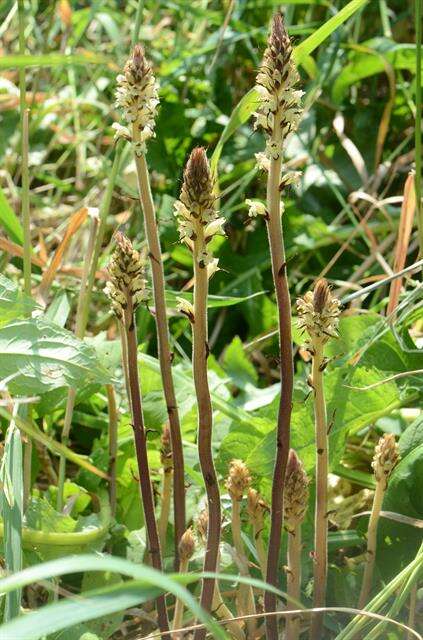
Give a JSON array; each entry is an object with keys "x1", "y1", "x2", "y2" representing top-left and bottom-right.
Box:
[
  {"x1": 372, "y1": 434, "x2": 400, "y2": 488},
  {"x1": 115, "y1": 44, "x2": 159, "y2": 155},
  {"x1": 246, "y1": 199, "x2": 268, "y2": 218},
  {"x1": 297, "y1": 279, "x2": 340, "y2": 345},
  {"x1": 176, "y1": 297, "x2": 195, "y2": 323},
  {"x1": 284, "y1": 449, "x2": 309, "y2": 531},
  {"x1": 174, "y1": 148, "x2": 223, "y2": 269},
  {"x1": 104, "y1": 232, "x2": 148, "y2": 319},
  {"x1": 253, "y1": 13, "x2": 303, "y2": 165},
  {"x1": 226, "y1": 459, "x2": 251, "y2": 501}
]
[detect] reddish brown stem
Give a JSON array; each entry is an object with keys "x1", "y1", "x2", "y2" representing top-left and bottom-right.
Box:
[
  {"x1": 264, "y1": 141, "x2": 294, "y2": 640},
  {"x1": 123, "y1": 298, "x2": 170, "y2": 638},
  {"x1": 134, "y1": 152, "x2": 185, "y2": 567},
  {"x1": 192, "y1": 237, "x2": 221, "y2": 640}
]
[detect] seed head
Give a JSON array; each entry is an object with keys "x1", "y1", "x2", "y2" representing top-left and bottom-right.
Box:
[
  {"x1": 104, "y1": 232, "x2": 148, "y2": 320},
  {"x1": 226, "y1": 459, "x2": 251, "y2": 501},
  {"x1": 296, "y1": 279, "x2": 340, "y2": 345},
  {"x1": 254, "y1": 13, "x2": 303, "y2": 164},
  {"x1": 115, "y1": 45, "x2": 159, "y2": 155},
  {"x1": 284, "y1": 449, "x2": 309, "y2": 531},
  {"x1": 160, "y1": 424, "x2": 173, "y2": 472},
  {"x1": 372, "y1": 434, "x2": 400, "y2": 488},
  {"x1": 179, "y1": 527, "x2": 196, "y2": 562},
  {"x1": 174, "y1": 148, "x2": 224, "y2": 268}
]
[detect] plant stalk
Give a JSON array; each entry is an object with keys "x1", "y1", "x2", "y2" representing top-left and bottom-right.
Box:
[
  {"x1": 158, "y1": 465, "x2": 172, "y2": 554},
  {"x1": 173, "y1": 556, "x2": 190, "y2": 638},
  {"x1": 310, "y1": 342, "x2": 329, "y2": 640},
  {"x1": 357, "y1": 479, "x2": 385, "y2": 610},
  {"x1": 264, "y1": 123, "x2": 294, "y2": 640},
  {"x1": 133, "y1": 148, "x2": 185, "y2": 567},
  {"x1": 192, "y1": 232, "x2": 221, "y2": 640},
  {"x1": 122, "y1": 295, "x2": 170, "y2": 637},
  {"x1": 286, "y1": 525, "x2": 302, "y2": 640},
  {"x1": 106, "y1": 384, "x2": 118, "y2": 518},
  {"x1": 231, "y1": 498, "x2": 256, "y2": 638}
]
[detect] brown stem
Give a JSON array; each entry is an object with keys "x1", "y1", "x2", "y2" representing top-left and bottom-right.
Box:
[
  {"x1": 192, "y1": 235, "x2": 221, "y2": 640},
  {"x1": 158, "y1": 466, "x2": 173, "y2": 554},
  {"x1": 123, "y1": 297, "x2": 170, "y2": 638},
  {"x1": 286, "y1": 525, "x2": 302, "y2": 640},
  {"x1": 134, "y1": 149, "x2": 185, "y2": 567},
  {"x1": 106, "y1": 384, "x2": 118, "y2": 518},
  {"x1": 264, "y1": 131, "x2": 294, "y2": 640},
  {"x1": 232, "y1": 498, "x2": 256, "y2": 639},
  {"x1": 310, "y1": 342, "x2": 328, "y2": 640}
]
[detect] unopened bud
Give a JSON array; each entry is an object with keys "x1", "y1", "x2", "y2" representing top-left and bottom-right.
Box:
[
  {"x1": 296, "y1": 278, "x2": 340, "y2": 345},
  {"x1": 160, "y1": 424, "x2": 173, "y2": 472},
  {"x1": 372, "y1": 434, "x2": 400, "y2": 488},
  {"x1": 179, "y1": 527, "x2": 195, "y2": 562},
  {"x1": 284, "y1": 449, "x2": 309, "y2": 531},
  {"x1": 226, "y1": 459, "x2": 251, "y2": 501}
]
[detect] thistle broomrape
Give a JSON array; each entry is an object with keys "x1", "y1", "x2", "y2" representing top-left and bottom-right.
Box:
[
  {"x1": 179, "y1": 527, "x2": 196, "y2": 562},
  {"x1": 226, "y1": 459, "x2": 251, "y2": 502},
  {"x1": 174, "y1": 147, "x2": 225, "y2": 268},
  {"x1": 284, "y1": 449, "x2": 309, "y2": 532},
  {"x1": 372, "y1": 434, "x2": 400, "y2": 488},
  {"x1": 254, "y1": 13, "x2": 303, "y2": 169},
  {"x1": 114, "y1": 44, "x2": 159, "y2": 155},
  {"x1": 104, "y1": 232, "x2": 148, "y2": 319},
  {"x1": 297, "y1": 278, "x2": 341, "y2": 345}
]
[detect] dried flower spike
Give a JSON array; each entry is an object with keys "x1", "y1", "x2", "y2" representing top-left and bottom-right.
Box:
[
  {"x1": 372, "y1": 434, "x2": 400, "y2": 488},
  {"x1": 226, "y1": 459, "x2": 251, "y2": 501},
  {"x1": 104, "y1": 232, "x2": 148, "y2": 319},
  {"x1": 115, "y1": 44, "x2": 159, "y2": 155},
  {"x1": 284, "y1": 449, "x2": 309, "y2": 532},
  {"x1": 297, "y1": 278, "x2": 340, "y2": 345},
  {"x1": 174, "y1": 147, "x2": 224, "y2": 269},
  {"x1": 254, "y1": 13, "x2": 303, "y2": 165}
]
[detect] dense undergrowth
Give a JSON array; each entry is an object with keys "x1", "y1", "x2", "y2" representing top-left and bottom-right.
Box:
[{"x1": 0, "y1": 0, "x2": 422, "y2": 639}]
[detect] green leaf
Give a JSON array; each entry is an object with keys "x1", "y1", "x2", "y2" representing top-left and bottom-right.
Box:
[
  {"x1": 0, "y1": 186, "x2": 24, "y2": 244},
  {"x1": 0, "y1": 421, "x2": 23, "y2": 621},
  {"x1": 0, "y1": 52, "x2": 109, "y2": 69},
  {"x1": 333, "y1": 41, "x2": 421, "y2": 102},
  {"x1": 0, "y1": 555, "x2": 227, "y2": 640},
  {"x1": 398, "y1": 415, "x2": 423, "y2": 459},
  {"x1": 0, "y1": 275, "x2": 39, "y2": 327},
  {"x1": 222, "y1": 336, "x2": 258, "y2": 388},
  {"x1": 0, "y1": 318, "x2": 110, "y2": 395},
  {"x1": 165, "y1": 288, "x2": 265, "y2": 309}
]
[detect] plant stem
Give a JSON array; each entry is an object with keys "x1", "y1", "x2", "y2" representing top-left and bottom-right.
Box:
[
  {"x1": 192, "y1": 232, "x2": 221, "y2": 640},
  {"x1": 357, "y1": 479, "x2": 385, "y2": 610},
  {"x1": 158, "y1": 464, "x2": 172, "y2": 554},
  {"x1": 310, "y1": 342, "x2": 329, "y2": 640},
  {"x1": 173, "y1": 556, "x2": 190, "y2": 638},
  {"x1": 57, "y1": 216, "x2": 98, "y2": 511},
  {"x1": 106, "y1": 384, "x2": 118, "y2": 518},
  {"x1": 408, "y1": 583, "x2": 417, "y2": 640},
  {"x1": 133, "y1": 149, "x2": 185, "y2": 567},
  {"x1": 122, "y1": 296, "x2": 170, "y2": 637},
  {"x1": 415, "y1": 0, "x2": 422, "y2": 256},
  {"x1": 286, "y1": 525, "x2": 302, "y2": 640},
  {"x1": 231, "y1": 498, "x2": 256, "y2": 638},
  {"x1": 212, "y1": 580, "x2": 246, "y2": 640},
  {"x1": 264, "y1": 123, "x2": 294, "y2": 640}
]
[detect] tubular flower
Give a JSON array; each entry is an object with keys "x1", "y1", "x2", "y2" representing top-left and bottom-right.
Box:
[
  {"x1": 253, "y1": 13, "x2": 303, "y2": 165},
  {"x1": 104, "y1": 232, "x2": 148, "y2": 319},
  {"x1": 372, "y1": 434, "x2": 400, "y2": 488},
  {"x1": 226, "y1": 459, "x2": 251, "y2": 501},
  {"x1": 297, "y1": 279, "x2": 341, "y2": 345},
  {"x1": 174, "y1": 147, "x2": 224, "y2": 268},
  {"x1": 284, "y1": 449, "x2": 309, "y2": 532},
  {"x1": 115, "y1": 44, "x2": 159, "y2": 155}
]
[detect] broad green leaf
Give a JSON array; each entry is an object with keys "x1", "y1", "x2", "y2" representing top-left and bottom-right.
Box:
[
  {"x1": 0, "y1": 186, "x2": 24, "y2": 244},
  {"x1": 80, "y1": 571, "x2": 124, "y2": 640},
  {"x1": 0, "y1": 52, "x2": 109, "y2": 69},
  {"x1": 0, "y1": 318, "x2": 110, "y2": 395},
  {"x1": 0, "y1": 275, "x2": 39, "y2": 327},
  {"x1": 166, "y1": 288, "x2": 265, "y2": 309},
  {"x1": 398, "y1": 415, "x2": 423, "y2": 459},
  {"x1": 222, "y1": 336, "x2": 258, "y2": 388},
  {"x1": 333, "y1": 41, "x2": 421, "y2": 102},
  {"x1": 210, "y1": 0, "x2": 369, "y2": 172}
]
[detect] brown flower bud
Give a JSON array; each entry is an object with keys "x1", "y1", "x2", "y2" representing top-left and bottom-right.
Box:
[
  {"x1": 179, "y1": 527, "x2": 196, "y2": 562},
  {"x1": 226, "y1": 459, "x2": 251, "y2": 501},
  {"x1": 296, "y1": 278, "x2": 340, "y2": 345},
  {"x1": 247, "y1": 488, "x2": 268, "y2": 524},
  {"x1": 196, "y1": 509, "x2": 208, "y2": 542},
  {"x1": 372, "y1": 434, "x2": 400, "y2": 488},
  {"x1": 160, "y1": 424, "x2": 173, "y2": 472},
  {"x1": 284, "y1": 449, "x2": 309, "y2": 531}
]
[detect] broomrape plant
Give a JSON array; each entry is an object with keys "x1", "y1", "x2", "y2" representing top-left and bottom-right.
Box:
[{"x1": 1, "y1": 5, "x2": 420, "y2": 640}]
